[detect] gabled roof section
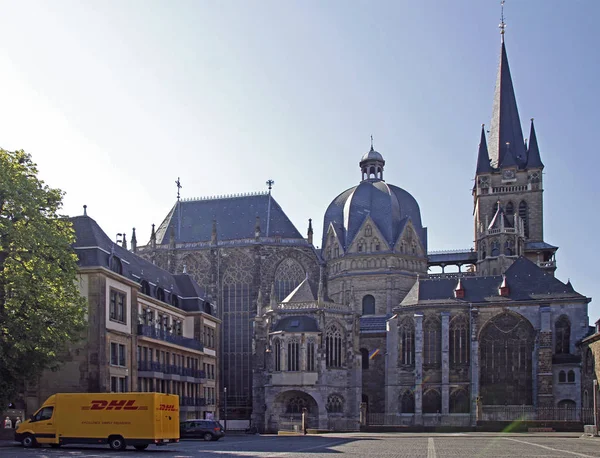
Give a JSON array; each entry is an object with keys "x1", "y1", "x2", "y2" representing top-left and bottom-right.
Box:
[
  {"x1": 400, "y1": 256, "x2": 586, "y2": 307},
  {"x1": 155, "y1": 193, "x2": 303, "y2": 244},
  {"x1": 526, "y1": 118, "x2": 544, "y2": 169},
  {"x1": 476, "y1": 125, "x2": 492, "y2": 174},
  {"x1": 282, "y1": 276, "x2": 318, "y2": 303},
  {"x1": 488, "y1": 41, "x2": 527, "y2": 170}
]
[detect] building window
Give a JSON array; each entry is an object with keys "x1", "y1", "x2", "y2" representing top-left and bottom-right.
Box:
[
  {"x1": 274, "y1": 339, "x2": 281, "y2": 371},
  {"x1": 567, "y1": 370, "x2": 575, "y2": 383},
  {"x1": 362, "y1": 295, "x2": 375, "y2": 315},
  {"x1": 307, "y1": 339, "x2": 316, "y2": 372},
  {"x1": 423, "y1": 316, "x2": 441, "y2": 367},
  {"x1": 325, "y1": 324, "x2": 343, "y2": 368},
  {"x1": 111, "y1": 376, "x2": 128, "y2": 393},
  {"x1": 399, "y1": 318, "x2": 415, "y2": 366},
  {"x1": 450, "y1": 389, "x2": 470, "y2": 413},
  {"x1": 555, "y1": 316, "x2": 571, "y2": 354},
  {"x1": 109, "y1": 289, "x2": 126, "y2": 324},
  {"x1": 365, "y1": 225, "x2": 372, "y2": 237},
  {"x1": 399, "y1": 390, "x2": 415, "y2": 414},
  {"x1": 287, "y1": 396, "x2": 309, "y2": 414},
  {"x1": 110, "y1": 256, "x2": 122, "y2": 275},
  {"x1": 274, "y1": 258, "x2": 306, "y2": 301},
  {"x1": 586, "y1": 348, "x2": 594, "y2": 374},
  {"x1": 519, "y1": 200, "x2": 529, "y2": 238},
  {"x1": 110, "y1": 342, "x2": 126, "y2": 367},
  {"x1": 156, "y1": 287, "x2": 165, "y2": 302},
  {"x1": 423, "y1": 389, "x2": 441, "y2": 414},
  {"x1": 506, "y1": 201, "x2": 514, "y2": 216},
  {"x1": 287, "y1": 339, "x2": 300, "y2": 372},
  {"x1": 360, "y1": 348, "x2": 369, "y2": 370},
  {"x1": 450, "y1": 315, "x2": 469, "y2": 366},
  {"x1": 326, "y1": 395, "x2": 344, "y2": 413},
  {"x1": 491, "y1": 240, "x2": 500, "y2": 257},
  {"x1": 140, "y1": 280, "x2": 151, "y2": 295}
]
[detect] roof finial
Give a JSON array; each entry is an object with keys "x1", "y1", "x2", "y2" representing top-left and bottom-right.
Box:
[
  {"x1": 499, "y1": 0, "x2": 506, "y2": 41},
  {"x1": 370, "y1": 135, "x2": 374, "y2": 151},
  {"x1": 175, "y1": 177, "x2": 182, "y2": 201},
  {"x1": 266, "y1": 179, "x2": 275, "y2": 193},
  {"x1": 83, "y1": 204, "x2": 87, "y2": 216}
]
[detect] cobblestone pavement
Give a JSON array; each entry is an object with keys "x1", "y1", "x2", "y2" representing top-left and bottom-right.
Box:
[{"x1": 3, "y1": 433, "x2": 600, "y2": 458}]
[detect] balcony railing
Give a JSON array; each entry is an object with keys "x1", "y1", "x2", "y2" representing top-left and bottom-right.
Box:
[
  {"x1": 137, "y1": 324, "x2": 204, "y2": 351},
  {"x1": 137, "y1": 361, "x2": 206, "y2": 379},
  {"x1": 180, "y1": 396, "x2": 207, "y2": 407}
]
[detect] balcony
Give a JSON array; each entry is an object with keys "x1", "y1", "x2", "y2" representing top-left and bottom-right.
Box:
[
  {"x1": 137, "y1": 324, "x2": 204, "y2": 352},
  {"x1": 137, "y1": 361, "x2": 206, "y2": 380}
]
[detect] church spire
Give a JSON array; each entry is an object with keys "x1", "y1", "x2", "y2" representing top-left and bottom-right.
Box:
[
  {"x1": 487, "y1": 21, "x2": 526, "y2": 169},
  {"x1": 526, "y1": 118, "x2": 544, "y2": 169},
  {"x1": 476, "y1": 124, "x2": 492, "y2": 174}
]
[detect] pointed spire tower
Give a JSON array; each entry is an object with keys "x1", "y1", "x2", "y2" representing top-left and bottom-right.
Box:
[{"x1": 473, "y1": 3, "x2": 556, "y2": 276}]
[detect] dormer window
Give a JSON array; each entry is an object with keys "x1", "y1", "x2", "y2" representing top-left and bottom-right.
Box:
[
  {"x1": 110, "y1": 256, "x2": 123, "y2": 275},
  {"x1": 171, "y1": 295, "x2": 179, "y2": 308},
  {"x1": 140, "y1": 280, "x2": 151, "y2": 295},
  {"x1": 156, "y1": 287, "x2": 165, "y2": 302}
]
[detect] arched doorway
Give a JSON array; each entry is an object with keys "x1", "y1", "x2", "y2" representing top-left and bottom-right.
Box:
[
  {"x1": 272, "y1": 390, "x2": 319, "y2": 431},
  {"x1": 480, "y1": 312, "x2": 535, "y2": 405}
]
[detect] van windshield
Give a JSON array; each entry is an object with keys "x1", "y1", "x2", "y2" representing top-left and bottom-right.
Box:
[{"x1": 33, "y1": 406, "x2": 54, "y2": 422}]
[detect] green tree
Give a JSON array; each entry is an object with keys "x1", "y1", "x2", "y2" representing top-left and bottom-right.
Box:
[{"x1": 0, "y1": 149, "x2": 86, "y2": 412}]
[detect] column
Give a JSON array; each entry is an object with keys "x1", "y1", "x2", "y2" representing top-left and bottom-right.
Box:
[
  {"x1": 470, "y1": 307, "x2": 479, "y2": 426},
  {"x1": 538, "y1": 306, "x2": 554, "y2": 407},
  {"x1": 414, "y1": 313, "x2": 424, "y2": 425},
  {"x1": 441, "y1": 312, "x2": 450, "y2": 416}
]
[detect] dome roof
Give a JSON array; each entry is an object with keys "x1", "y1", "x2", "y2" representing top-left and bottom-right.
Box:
[
  {"x1": 322, "y1": 180, "x2": 425, "y2": 250},
  {"x1": 361, "y1": 147, "x2": 384, "y2": 163}
]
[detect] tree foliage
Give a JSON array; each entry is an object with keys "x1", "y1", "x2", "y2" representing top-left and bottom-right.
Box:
[{"x1": 0, "y1": 149, "x2": 86, "y2": 412}]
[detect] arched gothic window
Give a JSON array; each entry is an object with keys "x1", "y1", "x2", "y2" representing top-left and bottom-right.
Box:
[
  {"x1": 287, "y1": 397, "x2": 309, "y2": 414},
  {"x1": 558, "y1": 370, "x2": 566, "y2": 383},
  {"x1": 326, "y1": 395, "x2": 344, "y2": 413},
  {"x1": 334, "y1": 246, "x2": 340, "y2": 257},
  {"x1": 584, "y1": 390, "x2": 590, "y2": 408},
  {"x1": 360, "y1": 348, "x2": 369, "y2": 370},
  {"x1": 325, "y1": 324, "x2": 343, "y2": 368},
  {"x1": 504, "y1": 239, "x2": 514, "y2": 256},
  {"x1": 399, "y1": 318, "x2": 415, "y2": 366},
  {"x1": 586, "y1": 348, "x2": 594, "y2": 374},
  {"x1": 362, "y1": 295, "x2": 375, "y2": 315},
  {"x1": 399, "y1": 390, "x2": 415, "y2": 413},
  {"x1": 274, "y1": 339, "x2": 282, "y2": 371},
  {"x1": 519, "y1": 201, "x2": 529, "y2": 238},
  {"x1": 567, "y1": 370, "x2": 575, "y2": 383},
  {"x1": 274, "y1": 258, "x2": 305, "y2": 301},
  {"x1": 307, "y1": 339, "x2": 316, "y2": 372},
  {"x1": 480, "y1": 313, "x2": 534, "y2": 405},
  {"x1": 423, "y1": 316, "x2": 441, "y2": 367},
  {"x1": 450, "y1": 389, "x2": 470, "y2": 413},
  {"x1": 555, "y1": 316, "x2": 571, "y2": 355},
  {"x1": 365, "y1": 225, "x2": 372, "y2": 237},
  {"x1": 358, "y1": 239, "x2": 365, "y2": 252},
  {"x1": 506, "y1": 201, "x2": 514, "y2": 216},
  {"x1": 491, "y1": 240, "x2": 500, "y2": 257},
  {"x1": 287, "y1": 339, "x2": 299, "y2": 371},
  {"x1": 423, "y1": 389, "x2": 441, "y2": 414},
  {"x1": 481, "y1": 241, "x2": 487, "y2": 259},
  {"x1": 450, "y1": 315, "x2": 469, "y2": 367}
]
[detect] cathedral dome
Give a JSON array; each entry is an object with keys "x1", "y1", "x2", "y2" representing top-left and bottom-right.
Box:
[{"x1": 322, "y1": 144, "x2": 425, "y2": 251}]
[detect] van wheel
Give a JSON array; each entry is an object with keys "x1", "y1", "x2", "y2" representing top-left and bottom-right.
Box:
[
  {"x1": 108, "y1": 435, "x2": 126, "y2": 450},
  {"x1": 134, "y1": 444, "x2": 149, "y2": 450},
  {"x1": 203, "y1": 432, "x2": 213, "y2": 441},
  {"x1": 22, "y1": 434, "x2": 37, "y2": 448}
]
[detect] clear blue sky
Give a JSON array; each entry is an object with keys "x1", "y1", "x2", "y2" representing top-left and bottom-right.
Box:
[{"x1": 1, "y1": 1, "x2": 597, "y2": 319}]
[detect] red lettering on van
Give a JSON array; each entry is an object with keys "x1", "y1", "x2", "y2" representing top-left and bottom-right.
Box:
[
  {"x1": 158, "y1": 404, "x2": 176, "y2": 411},
  {"x1": 82, "y1": 400, "x2": 147, "y2": 411},
  {"x1": 90, "y1": 400, "x2": 108, "y2": 410}
]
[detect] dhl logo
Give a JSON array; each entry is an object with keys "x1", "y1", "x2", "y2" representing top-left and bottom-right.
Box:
[
  {"x1": 158, "y1": 404, "x2": 177, "y2": 411},
  {"x1": 81, "y1": 400, "x2": 148, "y2": 411}
]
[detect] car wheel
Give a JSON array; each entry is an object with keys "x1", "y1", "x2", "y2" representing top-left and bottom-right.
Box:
[
  {"x1": 134, "y1": 444, "x2": 149, "y2": 450},
  {"x1": 108, "y1": 435, "x2": 127, "y2": 450},
  {"x1": 22, "y1": 434, "x2": 37, "y2": 448},
  {"x1": 203, "y1": 432, "x2": 213, "y2": 441}
]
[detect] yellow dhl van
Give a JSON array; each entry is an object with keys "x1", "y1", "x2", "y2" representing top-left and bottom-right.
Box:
[{"x1": 15, "y1": 392, "x2": 179, "y2": 451}]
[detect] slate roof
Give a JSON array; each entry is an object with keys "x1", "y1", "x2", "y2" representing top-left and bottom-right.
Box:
[
  {"x1": 272, "y1": 316, "x2": 319, "y2": 333},
  {"x1": 282, "y1": 277, "x2": 318, "y2": 303},
  {"x1": 428, "y1": 250, "x2": 478, "y2": 264},
  {"x1": 400, "y1": 256, "x2": 587, "y2": 307},
  {"x1": 475, "y1": 125, "x2": 492, "y2": 174},
  {"x1": 488, "y1": 40, "x2": 527, "y2": 170},
  {"x1": 525, "y1": 241, "x2": 558, "y2": 251},
  {"x1": 154, "y1": 193, "x2": 303, "y2": 244},
  {"x1": 360, "y1": 315, "x2": 388, "y2": 333},
  {"x1": 526, "y1": 119, "x2": 544, "y2": 169},
  {"x1": 70, "y1": 215, "x2": 212, "y2": 313},
  {"x1": 322, "y1": 180, "x2": 426, "y2": 251}
]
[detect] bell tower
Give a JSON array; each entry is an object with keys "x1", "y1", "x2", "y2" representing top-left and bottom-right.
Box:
[{"x1": 473, "y1": 18, "x2": 556, "y2": 276}]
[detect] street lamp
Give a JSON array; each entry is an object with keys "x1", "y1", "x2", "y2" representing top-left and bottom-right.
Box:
[
  {"x1": 223, "y1": 387, "x2": 227, "y2": 433},
  {"x1": 594, "y1": 380, "x2": 598, "y2": 432}
]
